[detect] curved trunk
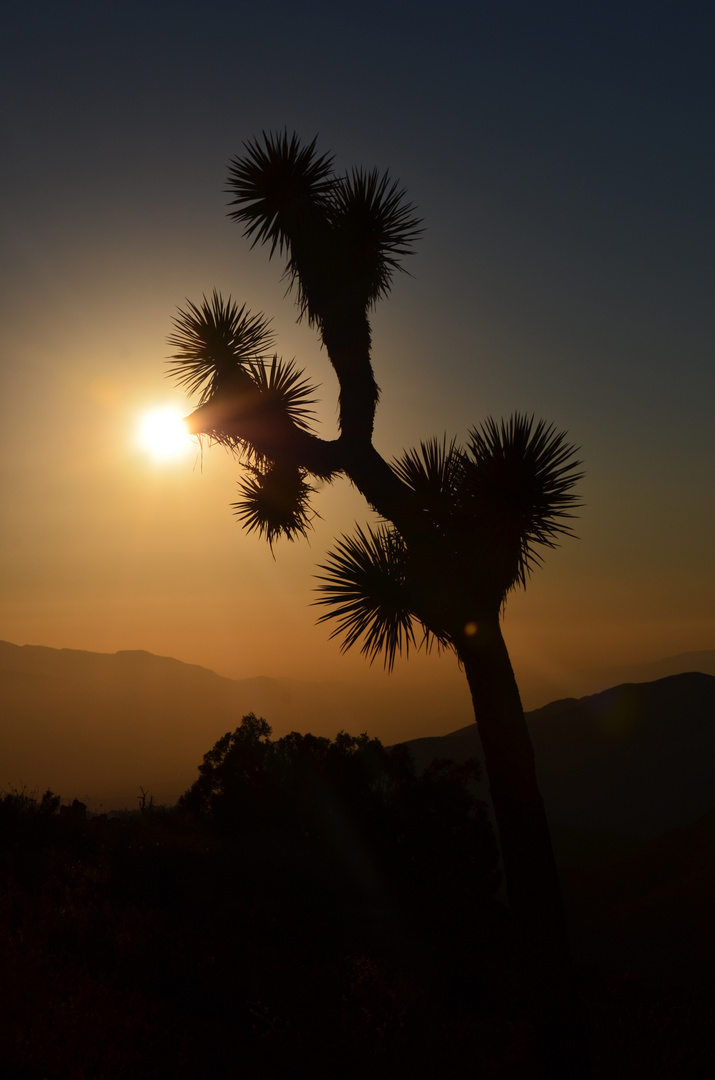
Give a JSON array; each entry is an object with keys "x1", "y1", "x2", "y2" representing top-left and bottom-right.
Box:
[
  {"x1": 321, "y1": 310, "x2": 378, "y2": 443},
  {"x1": 460, "y1": 620, "x2": 592, "y2": 1076}
]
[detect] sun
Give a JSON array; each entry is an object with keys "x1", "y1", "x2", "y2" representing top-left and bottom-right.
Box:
[{"x1": 137, "y1": 407, "x2": 192, "y2": 460}]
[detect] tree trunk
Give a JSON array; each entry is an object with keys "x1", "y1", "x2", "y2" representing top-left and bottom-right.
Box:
[{"x1": 460, "y1": 619, "x2": 592, "y2": 1077}]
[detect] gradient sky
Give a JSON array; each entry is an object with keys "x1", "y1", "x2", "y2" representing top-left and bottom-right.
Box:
[{"x1": 1, "y1": 1, "x2": 713, "y2": 716}]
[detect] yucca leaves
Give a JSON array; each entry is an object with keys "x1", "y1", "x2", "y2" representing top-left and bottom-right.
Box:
[
  {"x1": 392, "y1": 437, "x2": 459, "y2": 519},
  {"x1": 313, "y1": 416, "x2": 582, "y2": 667},
  {"x1": 330, "y1": 168, "x2": 422, "y2": 307},
  {"x1": 393, "y1": 417, "x2": 582, "y2": 594},
  {"x1": 226, "y1": 132, "x2": 335, "y2": 257},
  {"x1": 233, "y1": 463, "x2": 316, "y2": 547},
  {"x1": 225, "y1": 133, "x2": 421, "y2": 323},
  {"x1": 167, "y1": 292, "x2": 275, "y2": 405},
  {"x1": 314, "y1": 525, "x2": 417, "y2": 671},
  {"x1": 461, "y1": 415, "x2": 583, "y2": 589},
  {"x1": 245, "y1": 355, "x2": 318, "y2": 433},
  {"x1": 169, "y1": 136, "x2": 583, "y2": 673},
  {"x1": 167, "y1": 290, "x2": 319, "y2": 448}
]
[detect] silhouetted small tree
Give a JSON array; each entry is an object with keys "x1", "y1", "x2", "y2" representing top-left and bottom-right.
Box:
[
  {"x1": 180, "y1": 714, "x2": 501, "y2": 915},
  {"x1": 1, "y1": 788, "x2": 61, "y2": 842}
]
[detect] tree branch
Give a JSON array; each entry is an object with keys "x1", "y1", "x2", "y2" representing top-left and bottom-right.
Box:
[{"x1": 185, "y1": 393, "x2": 341, "y2": 479}]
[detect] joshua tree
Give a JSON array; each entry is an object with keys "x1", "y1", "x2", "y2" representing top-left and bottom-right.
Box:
[{"x1": 167, "y1": 132, "x2": 588, "y2": 1073}]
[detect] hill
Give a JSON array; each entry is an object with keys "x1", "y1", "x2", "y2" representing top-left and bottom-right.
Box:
[
  {"x1": 2, "y1": 642, "x2": 714, "y2": 836},
  {"x1": 0, "y1": 640, "x2": 471, "y2": 805},
  {"x1": 401, "y1": 672, "x2": 715, "y2": 991},
  {"x1": 511, "y1": 648, "x2": 715, "y2": 710},
  {"x1": 402, "y1": 672, "x2": 715, "y2": 840}
]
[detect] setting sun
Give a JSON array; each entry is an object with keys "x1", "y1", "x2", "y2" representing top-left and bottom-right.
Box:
[{"x1": 137, "y1": 408, "x2": 192, "y2": 460}]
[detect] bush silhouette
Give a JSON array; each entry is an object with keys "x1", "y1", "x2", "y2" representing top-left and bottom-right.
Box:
[{"x1": 179, "y1": 714, "x2": 500, "y2": 908}]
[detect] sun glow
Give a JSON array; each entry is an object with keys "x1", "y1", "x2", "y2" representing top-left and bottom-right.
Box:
[{"x1": 137, "y1": 408, "x2": 193, "y2": 460}]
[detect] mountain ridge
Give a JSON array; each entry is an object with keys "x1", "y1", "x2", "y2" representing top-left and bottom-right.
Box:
[
  {"x1": 0, "y1": 640, "x2": 471, "y2": 803},
  {"x1": 403, "y1": 672, "x2": 715, "y2": 840},
  {"x1": 2, "y1": 641, "x2": 714, "y2": 835}
]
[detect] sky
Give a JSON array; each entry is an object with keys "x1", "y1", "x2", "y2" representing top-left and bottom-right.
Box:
[{"x1": 1, "y1": 0, "x2": 714, "y2": 722}]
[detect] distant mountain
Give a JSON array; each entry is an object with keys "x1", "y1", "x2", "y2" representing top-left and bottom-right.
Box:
[
  {"x1": 3, "y1": 641, "x2": 714, "y2": 837},
  {"x1": 5, "y1": 641, "x2": 713, "y2": 998},
  {"x1": 514, "y1": 649, "x2": 715, "y2": 708},
  {"x1": 0, "y1": 642, "x2": 276, "y2": 805},
  {"x1": 575, "y1": 649, "x2": 715, "y2": 693},
  {"x1": 401, "y1": 672, "x2": 715, "y2": 840},
  {"x1": 0, "y1": 640, "x2": 469, "y2": 806},
  {"x1": 527, "y1": 672, "x2": 715, "y2": 837}
]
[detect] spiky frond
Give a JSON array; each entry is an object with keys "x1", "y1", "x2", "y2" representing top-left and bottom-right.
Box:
[
  {"x1": 225, "y1": 135, "x2": 422, "y2": 327},
  {"x1": 167, "y1": 292, "x2": 275, "y2": 404},
  {"x1": 392, "y1": 437, "x2": 459, "y2": 519},
  {"x1": 233, "y1": 463, "x2": 315, "y2": 547},
  {"x1": 226, "y1": 131, "x2": 335, "y2": 257},
  {"x1": 314, "y1": 525, "x2": 416, "y2": 671},
  {"x1": 460, "y1": 415, "x2": 583, "y2": 590},
  {"x1": 245, "y1": 355, "x2": 318, "y2": 432},
  {"x1": 332, "y1": 168, "x2": 423, "y2": 306}
]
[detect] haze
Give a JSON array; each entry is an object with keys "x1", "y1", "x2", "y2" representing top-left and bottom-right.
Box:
[{"x1": 2, "y1": 2, "x2": 713, "y2": 731}]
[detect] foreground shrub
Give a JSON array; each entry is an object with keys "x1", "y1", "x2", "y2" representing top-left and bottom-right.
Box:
[
  {"x1": 0, "y1": 726, "x2": 518, "y2": 1078},
  {"x1": 179, "y1": 714, "x2": 501, "y2": 915}
]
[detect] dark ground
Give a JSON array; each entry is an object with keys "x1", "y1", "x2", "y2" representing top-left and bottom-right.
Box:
[{"x1": 1, "y1": 746, "x2": 713, "y2": 1079}]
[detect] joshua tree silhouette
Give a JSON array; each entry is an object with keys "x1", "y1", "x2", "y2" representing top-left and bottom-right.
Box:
[{"x1": 167, "y1": 132, "x2": 589, "y2": 1074}]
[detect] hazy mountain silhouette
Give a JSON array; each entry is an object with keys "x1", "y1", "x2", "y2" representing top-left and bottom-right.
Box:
[
  {"x1": 514, "y1": 649, "x2": 715, "y2": 709},
  {"x1": 404, "y1": 670, "x2": 715, "y2": 990},
  {"x1": 571, "y1": 649, "x2": 715, "y2": 694},
  {"x1": 4, "y1": 642, "x2": 715, "y2": 997},
  {"x1": 2, "y1": 641, "x2": 714, "y2": 836},
  {"x1": 404, "y1": 672, "x2": 715, "y2": 841},
  {"x1": 0, "y1": 640, "x2": 470, "y2": 805}
]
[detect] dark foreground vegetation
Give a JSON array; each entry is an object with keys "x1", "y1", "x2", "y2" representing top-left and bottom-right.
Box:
[{"x1": 1, "y1": 717, "x2": 712, "y2": 1078}]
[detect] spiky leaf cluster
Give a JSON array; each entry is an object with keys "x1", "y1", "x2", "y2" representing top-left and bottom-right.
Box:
[
  {"x1": 167, "y1": 291, "x2": 275, "y2": 405},
  {"x1": 459, "y1": 416, "x2": 582, "y2": 590},
  {"x1": 314, "y1": 525, "x2": 417, "y2": 671},
  {"x1": 227, "y1": 132, "x2": 336, "y2": 257},
  {"x1": 392, "y1": 417, "x2": 581, "y2": 595},
  {"x1": 245, "y1": 355, "x2": 317, "y2": 433},
  {"x1": 314, "y1": 416, "x2": 581, "y2": 665},
  {"x1": 392, "y1": 437, "x2": 459, "y2": 521},
  {"x1": 226, "y1": 132, "x2": 422, "y2": 324},
  {"x1": 331, "y1": 169, "x2": 423, "y2": 308},
  {"x1": 233, "y1": 463, "x2": 315, "y2": 548},
  {"x1": 167, "y1": 291, "x2": 319, "y2": 460}
]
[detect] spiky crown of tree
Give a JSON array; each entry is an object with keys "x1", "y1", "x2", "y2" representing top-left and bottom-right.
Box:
[
  {"x1": 167, "y1": 291, "x2": 276, "y2": 404},
  {"x1": 225, "y1": 131, "x2": 422, "y2": 323},
  {"x1": 315, "y1": 418, "x2": 581, "y2": 669},
  {"x1": 168, "y1": 133, "x2": 582, "y2": 668}
]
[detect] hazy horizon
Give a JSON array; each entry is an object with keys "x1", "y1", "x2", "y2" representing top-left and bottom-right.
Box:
[
  {"x1": 3, "y1": 637, "x2": 714, "y2": 813},
  {"x1": 4, "y1": 635, "x2": 715, "y2": 718}
]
